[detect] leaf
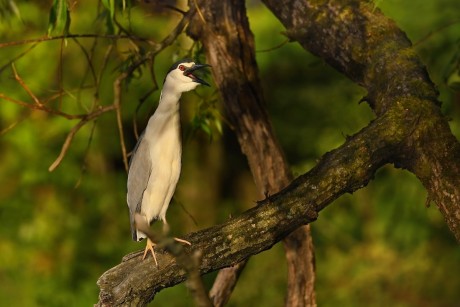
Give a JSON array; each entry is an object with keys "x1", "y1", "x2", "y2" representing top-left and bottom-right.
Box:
[
  {"x1": 214, "y1": 117, "x2": 223, "y2": 135},
  {"x1": 47, "y1": 0, "x2": 70, "y2": 36},
  {"x1": 200, "y1": 121, "x2": 212, "y2": 138},
  {"x1": 101, "y1": 0, "x2": 115, "y2": 19},
  {"x1": 100, "y1": 0, "x2": 115, "y2": 34}
]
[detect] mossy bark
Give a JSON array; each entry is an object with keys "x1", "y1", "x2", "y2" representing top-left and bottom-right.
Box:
[{"x1": 262, "y1": 0, "x2": 460, "y2": 238}]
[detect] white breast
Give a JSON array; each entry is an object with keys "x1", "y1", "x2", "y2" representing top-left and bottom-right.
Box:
[{"x1": 141, "y1": 105, "x2": 182, "y2": 223}]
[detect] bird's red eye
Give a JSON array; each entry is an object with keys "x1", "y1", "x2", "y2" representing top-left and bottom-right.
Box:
[{"x1": 179, "y1": 65, "x2": 186, "y2": 71}]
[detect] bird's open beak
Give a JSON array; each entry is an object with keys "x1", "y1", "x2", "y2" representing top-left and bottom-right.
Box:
[{"x1": 184, "y1": 63, "x2": 211, "y2": 86}]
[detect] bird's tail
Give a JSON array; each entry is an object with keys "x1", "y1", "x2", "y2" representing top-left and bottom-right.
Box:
[{"x1": 130, "y1": 213, "x2": 147, "y2": 241}]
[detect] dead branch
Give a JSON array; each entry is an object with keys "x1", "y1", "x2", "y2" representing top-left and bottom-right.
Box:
[{"x1": 209, "y1": 261, "x2": 246, "y2": 306}]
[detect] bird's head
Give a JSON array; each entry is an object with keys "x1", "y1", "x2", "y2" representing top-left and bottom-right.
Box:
[{"x1": 164, "y1": 59, "x2": 211, "y2": 93}]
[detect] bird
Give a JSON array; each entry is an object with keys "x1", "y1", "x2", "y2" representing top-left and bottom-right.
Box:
[{"x1": 127, "y1": 59, "x2": 210, "y2": 265}]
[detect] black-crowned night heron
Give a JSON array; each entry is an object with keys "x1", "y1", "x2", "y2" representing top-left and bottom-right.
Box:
[{"x1": 127, "y1": 59, "x2": 210, "y2": 265}]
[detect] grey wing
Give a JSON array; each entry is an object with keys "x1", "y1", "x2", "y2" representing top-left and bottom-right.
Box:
[{"x1": 127, "y1": 132, "x2": 152, "y2": 240}]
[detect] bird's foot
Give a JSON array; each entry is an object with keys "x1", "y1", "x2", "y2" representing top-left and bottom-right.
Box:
[
  {"x1": 173, "y1": 237, "x2": 191, "y2": 246},
  {"x1": 142, "y1": 238, "x2": 159, "y2": 266}
]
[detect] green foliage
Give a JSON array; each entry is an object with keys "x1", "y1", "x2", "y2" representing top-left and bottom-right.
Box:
[
  {"x1": 0, "y1": 0, "x2": 459, "y2": 306},
  {"x1": 100, "y1": 0, "x2": 115, "y2": 34},
  {"x1": 48, "y1": 0, "x2": 70, "y2": 36}
]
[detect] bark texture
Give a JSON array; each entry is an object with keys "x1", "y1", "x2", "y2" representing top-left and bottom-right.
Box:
[{"x1": 96, "y1": 0, "x2": 460, "y2": 305}]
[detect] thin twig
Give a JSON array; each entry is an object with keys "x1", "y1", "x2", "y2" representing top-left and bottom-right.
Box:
[
  {"x1": 256, "y1": 38, "x2": 290, "y2": 53},
  {"x1": 11, "y1": 63, "x2": 42, "y2": 106},
  {"x1": 0, "y1": 93, "x2": 93, "y2": 120},
  {"x1": 164, "y1": 5, "x2": 187, "y2": 15},
  {"x1": 58, "y1": 38, "x2": 65, "y2": 110},
  {"x1": 414, "y1": 20, "x2": 460, "y2": 47},
  {"x1": 7, "y1": 63, "x2": 94, "y2": 119},
  {"x1": 98, "y1": 44, "x2": 114, "y2": 87},
  {"x1": 48, "y1": 104, "x2": 117, "y2": 172},
  {"x1": 0, "y1": 114, "x2": 29, "y2": 136},
  {"x1": 153, "y1": 10, "x2": 193, "y2": 53},
  {"x1": 74, "y1": 120, "x2": 98, "y2": 188},
  {"x1": 72, "y1": 36, "x2": 98, "y2": 86},
  {"x1": 192, "y1": 0, "x2": 207, "y2": 24},
  {"x1": 0, "y1": 34, "x2": 156, "y2": 49},
  {"x1": 0, "y1": 43, "x2": 38, "y2": 73},
  {"x1": 114, "y1": 73, "x2": 130, "y2": 172}
]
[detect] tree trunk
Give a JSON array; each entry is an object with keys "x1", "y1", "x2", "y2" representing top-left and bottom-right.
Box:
[{"x1": 186, "y1": 0, "x2": 316, "y2": 305}]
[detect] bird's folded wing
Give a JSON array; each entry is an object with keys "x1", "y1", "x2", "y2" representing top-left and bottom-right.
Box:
[{"x1": 127, "y1": 133, "x2": 152, "y2": 228}]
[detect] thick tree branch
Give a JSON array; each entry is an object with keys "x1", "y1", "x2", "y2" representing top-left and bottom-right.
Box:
[{"x1": 261, "y1": 0, "x2": 460, "y2": 240}]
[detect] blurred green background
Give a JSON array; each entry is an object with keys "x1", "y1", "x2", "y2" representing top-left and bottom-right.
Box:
[{"x1": 1, "y1": 0, "x2": 459, "y2": 306}]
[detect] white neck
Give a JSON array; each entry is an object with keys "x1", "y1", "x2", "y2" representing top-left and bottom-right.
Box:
[
  {"x1": 156, "y1": 90, "x2": 181, "y2": 114},
  {"x1": 155, "y1": 78, "x2": 187, "y2": 113},
  {"x1": 145, "y1": 87, "x2": 182, "y2": 139}
]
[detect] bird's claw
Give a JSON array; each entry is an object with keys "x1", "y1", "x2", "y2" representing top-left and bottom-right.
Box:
[
  {"x1": 143, "y1": 238, "x2": 159, "y2": 266},
  {"x1": 174, "y1": 237, "x2": 191, "y2": 246}
]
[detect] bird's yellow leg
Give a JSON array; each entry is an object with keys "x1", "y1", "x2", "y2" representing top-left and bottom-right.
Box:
[{"x1": 143, "y1": 238, "x2": 158, "y2": 266}]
